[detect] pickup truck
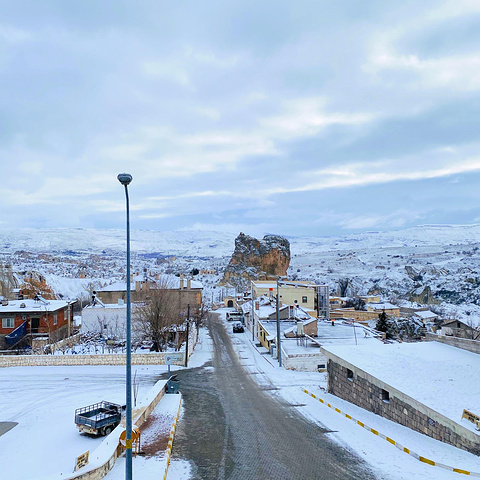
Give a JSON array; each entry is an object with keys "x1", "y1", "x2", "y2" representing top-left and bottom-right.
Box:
[{"x1": 75, "y1": 401, "x2": 123, "y2": 436}]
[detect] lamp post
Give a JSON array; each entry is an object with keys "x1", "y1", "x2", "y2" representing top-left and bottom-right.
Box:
[
  {"x1": 118, "y1": 173, "x2": 133, "y2": 480},
  {"x1": 276, "y1": 279, "x2": 282, "y2": 367}
]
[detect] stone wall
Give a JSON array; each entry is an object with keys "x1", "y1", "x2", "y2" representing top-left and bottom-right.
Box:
[
  {"x1": 326, "y1": 357, "x2": 479, "y2": 455},
  {"x1": 426, "y1": 332, "x2": 480, "y2": 355},
  {"x1": 0, "y1": 352, "x2": 185, "y2": 368}
]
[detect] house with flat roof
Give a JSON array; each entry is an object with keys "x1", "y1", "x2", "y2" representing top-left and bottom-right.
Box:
[
  {"x1": 0, "y1": 296, "x2": 73, "y2": 349},
  {"x1": 97, "y1": 274, "x2": 203, "y2": 316},
  {"x1": 251, "y1": 280, "x2": 329, "y2": 318},
  {"x1": 321, "y1": 341, "x2": 480, "y2": 455}
]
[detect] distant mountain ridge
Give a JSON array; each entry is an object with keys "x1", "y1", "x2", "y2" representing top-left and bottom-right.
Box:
[{"x1": 0, "y1": 224, "x2": 479, "y2": 258}]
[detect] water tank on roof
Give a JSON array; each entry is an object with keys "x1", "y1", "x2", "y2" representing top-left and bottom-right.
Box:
[{"x1": 297, "y1": 321, "x2": 304, "y2": 336}]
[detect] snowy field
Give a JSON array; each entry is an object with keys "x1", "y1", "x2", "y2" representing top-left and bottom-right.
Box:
[{"x1": 0, "y1": 365, "x2": 163, "y2": 480}]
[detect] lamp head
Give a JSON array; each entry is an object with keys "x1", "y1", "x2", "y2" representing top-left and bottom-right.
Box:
[{"x1": 117, "y1": 173, "x2": 133, "y2": 186}]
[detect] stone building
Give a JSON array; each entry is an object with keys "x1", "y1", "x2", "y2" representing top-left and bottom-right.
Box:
[
  {"x1": 96, "y1": 275, "x2": 203, "y2": 315},
  {"x1": 321, "y1": 342, "x2": 480, "y2": 455}
]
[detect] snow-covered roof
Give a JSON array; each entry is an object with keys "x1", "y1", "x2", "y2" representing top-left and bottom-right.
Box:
[
  {"x1": 83, "y1": 303, "x2": 127, "y2": 310},
  {"x1": 0, "y1": 299, "x2": 69, "y2": 314},
  {"x1": 322, "y1": 342, "x2": 480, "y2": 428},
  {"x1": 413, "y1": 310, "x2": 438, "y2": 320},
  {"x1": 367, "y1": 302, "x2": 399, "y2": 311},
  {"x1": 99, "y1": 275, "x2": 203, "y2": 292}
]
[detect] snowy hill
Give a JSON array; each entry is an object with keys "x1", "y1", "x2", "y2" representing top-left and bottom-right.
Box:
[{"x1": 1, "y1": 225, "x2": 480, "y2": 325}]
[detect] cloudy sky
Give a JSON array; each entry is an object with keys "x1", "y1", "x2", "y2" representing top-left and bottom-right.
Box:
[{"x1": 1, "y1": 1, "x2": 480, "y2": 237}]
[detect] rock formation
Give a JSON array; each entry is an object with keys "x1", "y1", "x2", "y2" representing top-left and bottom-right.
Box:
[{"x1": 221, "y1": 233, "x2": 290, "y2": 287}]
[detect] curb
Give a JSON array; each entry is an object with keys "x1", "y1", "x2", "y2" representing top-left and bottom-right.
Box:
[
  {"x1": 302, "y1": 388, "x2": 480, "y2": 477},
  {"x1": 163, "y1": 396, "x2": 182, "y2": 480}
]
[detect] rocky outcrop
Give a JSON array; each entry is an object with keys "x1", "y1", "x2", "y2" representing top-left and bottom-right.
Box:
[
  {"x1": 221, "y1": 233, "x2": 290, "y2": 287},
  {"x1": 408, "y1": 286, "x2": 440, "y2": 305}
]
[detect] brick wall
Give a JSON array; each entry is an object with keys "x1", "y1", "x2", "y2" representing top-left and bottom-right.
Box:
[
  {"x1": 326, "y1": 358, "x2": 480, "y2": 455},
  {"x1": 426, "y1": 332, "x2": 480, "y2": 355}
]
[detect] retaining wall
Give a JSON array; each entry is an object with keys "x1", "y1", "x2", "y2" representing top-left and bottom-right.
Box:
[
  {"x1": 62, "y1": 379, "x2": 171, "y2": 480},
  {"x1": 325, "y1": 353, "x2": 480, "y2": 455},
  {"x1": 426, "y1": 333, "x2": 480, "y2": 355},
  {"x1": 0, "y1": 352, "x2": 186, "y2": 368}
]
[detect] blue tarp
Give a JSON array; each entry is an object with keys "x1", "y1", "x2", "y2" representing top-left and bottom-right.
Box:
[{"x1": 5, "y1": 321, "x2": 27, "y2": 346}]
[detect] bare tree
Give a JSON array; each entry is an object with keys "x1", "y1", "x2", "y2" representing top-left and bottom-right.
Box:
[
  {"x1": 133, "y1": 279, "x2": 180, "y2": 351},
  {"x1": 464, "y1": 318, "x2": 480, "y2": 340},
  {"x1": 191, "y1": 301, "x2": 209, "y2": 329}
]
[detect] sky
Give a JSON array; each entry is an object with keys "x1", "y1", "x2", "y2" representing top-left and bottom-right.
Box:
[{"x1": 1, "y1": 1, "x2": 480, "y2": 237}]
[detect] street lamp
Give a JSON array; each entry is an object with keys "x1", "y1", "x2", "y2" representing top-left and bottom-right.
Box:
[{"x1": 118, "y1": 173, "x2": 133, "y2": 480}]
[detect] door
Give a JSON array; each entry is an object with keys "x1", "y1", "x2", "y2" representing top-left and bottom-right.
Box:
[{"x1": 31, "y1": 317, "x2": 40, "y2": 333}]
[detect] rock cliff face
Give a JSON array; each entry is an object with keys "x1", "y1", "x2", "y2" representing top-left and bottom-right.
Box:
[{"x1": 221, "y1": 233, "x2": 290, "y2": 287}]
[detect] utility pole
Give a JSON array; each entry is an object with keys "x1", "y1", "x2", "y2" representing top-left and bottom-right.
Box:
[
  {"x1": 276, "y1": 279, "x2": 282, "y2": 367},
  {"x1": 251, "y1": 281, "x2": 255, "y2": 342},
  {"x1": 185, "y1": 304, "x2": 190, "y2": 367}
]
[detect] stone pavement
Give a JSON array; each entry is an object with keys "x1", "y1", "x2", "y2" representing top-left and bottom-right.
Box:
[{"x1": 170, "y1": 313, "x2": 377, "y2": 480}]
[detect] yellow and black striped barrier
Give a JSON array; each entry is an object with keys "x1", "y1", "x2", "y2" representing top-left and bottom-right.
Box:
[
  {"x1": 302, "y1": 388, "x2": 480, "y2": 477},
  {"x1": 163, "y1": 396, "x2": 182, "y2": 480}
]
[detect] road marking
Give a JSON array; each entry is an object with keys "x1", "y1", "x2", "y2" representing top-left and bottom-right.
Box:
[
  {"x1": 163, "y1": 396, "x2": 182, "y2": 480},
  {"x1": 302, "y1": 388, "x2": 480, "y2": 477}
]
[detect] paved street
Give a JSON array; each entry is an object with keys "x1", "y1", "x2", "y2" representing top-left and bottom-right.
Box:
[{"x1": 171, "y1": 313, "x2": 377, "y2": 480}]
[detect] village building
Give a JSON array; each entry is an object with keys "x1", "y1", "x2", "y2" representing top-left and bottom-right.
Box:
[
  {"x1": 0, "y1": 296, "x2": 74, "y2": 349},
  {"x1": 96, "y1": 274, "x2": 203, "y2": 315},
  {"x1": 441, "y1": 318, "x2": 479, "y2": 340},
  {"x1": 321, "y1": 341, "x2": 480, "y2": 455},
  {"x1": 251, "y1": 280, "x2": 329, "y2": 318}
]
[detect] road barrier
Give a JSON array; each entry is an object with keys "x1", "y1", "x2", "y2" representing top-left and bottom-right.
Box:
[
  {"x1": 302, "y1": 388, "x2": 480, "y2": 477},
  {"x1": 163, "y1": 397, "x2": 182, "y2": 480}
]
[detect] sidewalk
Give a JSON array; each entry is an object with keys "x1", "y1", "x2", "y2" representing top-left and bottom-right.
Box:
[{"x1": 104, "y1": 393, "x2": 182, "y2": 480}]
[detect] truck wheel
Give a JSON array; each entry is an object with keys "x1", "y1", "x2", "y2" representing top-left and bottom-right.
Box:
[{"x1": 104, "y1": 426, "x2": 113, "y2": 435}]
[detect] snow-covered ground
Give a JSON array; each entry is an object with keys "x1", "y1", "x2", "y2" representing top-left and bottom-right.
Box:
[
  {"x1": 215, "y1": 308, "x2": 480, "y2": 480},
  {"x1": 1, "y1": 317, "x2": 479, "y2": 480},
  {"x1": 0, "y1": 365, "x2": 162, "y2": 480}
]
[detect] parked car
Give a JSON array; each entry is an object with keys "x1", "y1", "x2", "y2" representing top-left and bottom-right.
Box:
[
  {"x1": 233, "y1": 322, "x2": 244, "y2": 333},
  {"x1": 226, "y1": 311, "x2": 242, "y2": 322}
]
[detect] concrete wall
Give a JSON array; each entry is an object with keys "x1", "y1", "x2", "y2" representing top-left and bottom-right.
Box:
[
  {"x1": 426, "y1": 332, "x2": 480, "y2": 355},
  {"x1": 325, "y1": 353, "x2": 480, "y2": 455},
  {"x1": 282, "y1": 347, "x2": 327, "y2": 372},
  {"x1": 0, "y1": 352, "x2": 186, "y2": 367}
]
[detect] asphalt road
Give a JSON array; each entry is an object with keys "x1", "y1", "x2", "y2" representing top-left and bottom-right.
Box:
[{"x1": 171, "y1": 313, "x2": 377, "y2": 480}]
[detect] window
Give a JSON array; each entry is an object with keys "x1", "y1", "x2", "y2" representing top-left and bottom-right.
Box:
[
  {"x1": 381, "y1": 389, "x2": 390, "y2": 403},
  {"x1": 53, "y1": 314, "x2": 58, "y2": 325},
  {"x1": 318, "y1": 364, "x2": 326, "y2": 370},
  {"x1": 2, "y1": 318, "x2": 14, "y2": 328},
  {"x1": 347, "y1": 368, "x2": 354, "y2": 381},
  {"x1": 302, "y1": 296, "x2": 308, "y2": 303}
]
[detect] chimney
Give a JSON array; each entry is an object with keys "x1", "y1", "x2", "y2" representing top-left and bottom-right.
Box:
[
  {"x1": 255, "y1": 301, "x2": 260, "y2": 310},
  {"x1": 180, "y1": 275, "x2": 184, "y2": 290},
  {"x1": 187, "y1": 279, "x2": 191, "y2": 290},
  {"x1": 135, "y1": 281, "x2": 141, "y2": 292}
]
